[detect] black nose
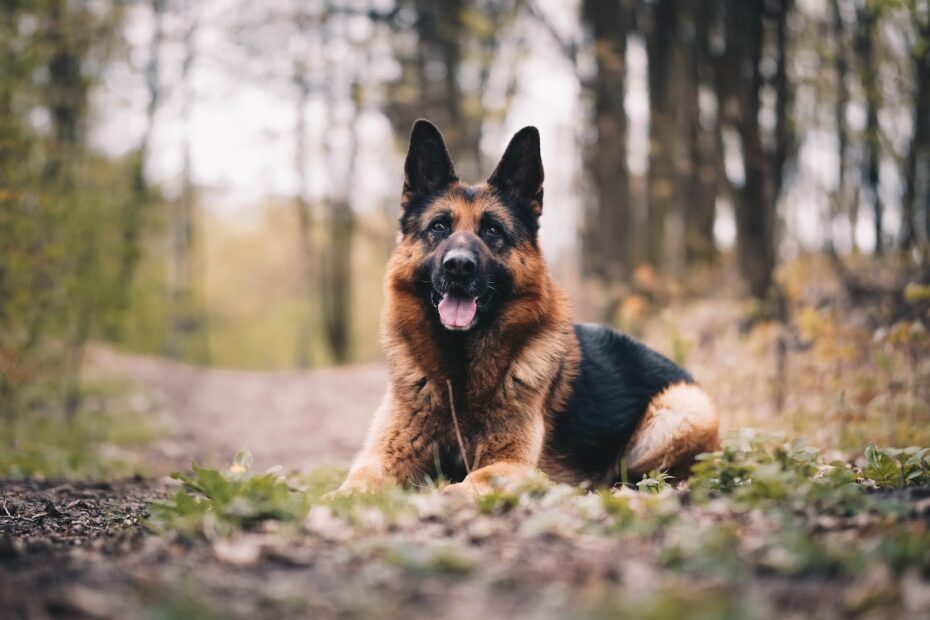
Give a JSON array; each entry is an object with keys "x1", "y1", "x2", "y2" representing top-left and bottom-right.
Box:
[{"x1": 443, "y1": 249, "x2": 476, "y2": 279}]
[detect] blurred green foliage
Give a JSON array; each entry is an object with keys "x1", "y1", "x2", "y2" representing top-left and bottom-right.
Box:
[
  {"x1": 116, "y1": 205, "x2": 389, "y2": 370},
  {"x1": 0, "y1": 2, "x2": 392, "y2": 443},
  {"x1": 863, "y1": 444, "x2": 930, "y2": 488},
  {"x1": 0, "y1": 1, "x2": 136, "y2": 423},
  {"x1": 148, "y1": 449, "x2": 311, "y2": 537},
  {"x1": 0, "y1": 378, "x2": 159, "y2": 479}
]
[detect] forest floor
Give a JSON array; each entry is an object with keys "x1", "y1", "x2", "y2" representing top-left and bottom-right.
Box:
[{"x1": 2, "y1": 257, "x2": 930, "y2": 619}]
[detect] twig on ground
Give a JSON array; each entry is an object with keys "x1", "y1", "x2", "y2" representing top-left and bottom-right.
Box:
[{"x1": 446, "y1": 379, "x2": 472, "y2": 476}]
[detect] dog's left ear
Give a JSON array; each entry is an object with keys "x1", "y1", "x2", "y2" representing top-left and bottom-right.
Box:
[
  {"x1": 403, "y1": 120, "x2": 458, "y2": 210},
  {"x1": 487, "y1": 126, "x2": 544, "y2": 218}
]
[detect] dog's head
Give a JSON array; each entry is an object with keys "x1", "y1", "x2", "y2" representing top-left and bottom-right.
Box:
[{"x1": 395, "y1": 120, "x2": 545, "y2": 332}]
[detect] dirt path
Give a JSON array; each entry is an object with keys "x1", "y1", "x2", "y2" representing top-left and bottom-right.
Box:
[{"x1": 86, "y1": 346, "x2": 387, "y2": 473}]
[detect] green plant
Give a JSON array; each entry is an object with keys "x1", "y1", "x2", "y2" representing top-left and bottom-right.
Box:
[
  {"x1": 691, "y1": 431, "x2": 930, "y2": 511},
  {"x1": 147, "y1": 449, "x2": 309, "y2": 537},
  {"x1": 636, "y1": 470, "x2": 674, "y2": 494},
  {"x1": 474, "y1": 471, "x2": 554, "y2": 514},
  {"x1": 863, "y1": 444, "x2": 930, "y2": 488}
]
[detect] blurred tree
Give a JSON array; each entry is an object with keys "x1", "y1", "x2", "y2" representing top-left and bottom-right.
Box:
[
  {"x1": 386, "y1": 0, "x2": 472, "y2": 175},
  {"x1": 0, "y1": 0, "x2": 127, "y2": 420},
  {"x1": 165, "y1": 0, "x2": 204, "y2": 362},
  {"x1": 0, "y1": 1, "x2": 48, "y2": 422},
  {"x1": 682, "y1": 0, "x2": 720, "y2": 266},
  {"x1": 901, "y1": 0, "x2": 930, "y2": 253},
  {"x1": 321, "y1": 194, "x2": 355, "y2": 364},
  {"x1": 580, "y1": 0, "x2": 634, "y2": 286},
  {"x1": 385, "y1": 1, "x2": 520, "y2": 181},
  {"x1": 45, "y1": 0, "x2": 107, "y2": 417},
  {"x1": 715, "y1": 0, "x2": 794, "y2": 301},
  {"x1": 581, "y1": 0, "x2": 721, "y2": 287},
  {"x1": 319, "y1": 10, "x2": 357, "y2": 366},
  {"x1": 292, "y1": 7, "x2": 316, "y2": 369},
  {"x1": 854, "y1": 0, "x2": 884, "y2": 254},
  {"x1": 644, "y1": 0, "x2": 678, "y2": 270},
  {"x1": 116, "y1": 0, "x2": 164, "y2": 324},
  {"x1": 831, "y1": 0, "x2": 854, "y2": 253}
]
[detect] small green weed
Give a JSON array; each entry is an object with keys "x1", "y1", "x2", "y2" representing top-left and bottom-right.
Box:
[
  {"x1": 636, "y1": 470, "x2": 674, "y2": 494},
  {"x1": 863, "y1": 444, "x2": 930, "y2": 488},
  {"x1": 691, "y1": 430, "x2": 930, "y2": 513},
  {"x1": 147, "y1": 449, "x2": 309, "y2": 537},
  {"x1": 475, "y1": 470, "x2": 554, "y2": 514}
]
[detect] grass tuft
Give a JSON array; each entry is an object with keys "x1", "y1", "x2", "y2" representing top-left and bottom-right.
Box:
[{"x1": 147, "y1": 449, "x2": 310, "y2": 537}]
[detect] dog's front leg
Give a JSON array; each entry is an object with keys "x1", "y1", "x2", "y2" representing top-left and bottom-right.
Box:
[
  {"x1": 442, "y1": 414, "x2": 546, "y2": 497},
  {"x1": 329, "y1": 389, "x2": 419, "y2": 496}
]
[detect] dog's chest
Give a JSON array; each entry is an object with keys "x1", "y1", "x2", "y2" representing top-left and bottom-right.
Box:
[{"x1": 397, "y1": 381, "x2": 498, "y2": 478}]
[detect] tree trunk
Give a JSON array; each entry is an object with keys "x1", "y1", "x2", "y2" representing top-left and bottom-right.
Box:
[
  {"x1": 684, "y1": 1, "x2": 719, "y2": 265},
  {"x1": 581, "y1": 0, "x2": 633, "y2": 283},
  {"x1": 322, "y1": 199, "x2": 354, "y2": 364},
  {"x1": 384, "y1": 0, "x2": 474, "y2": 176},
  {"x1": 830, "y1": 0, "x2": 850, "y2": 253},
  {"x1": 45, "y1": 0, "x2": 93, "y2": 418},
  {"x1": 902, "y1": 17, "x2": 930, "y2": 253},
  {"x1": 293, "y1": 61, "x2": 314, "y2": 368},
  {"x1": 165, "y1": 10, "x2": 200, "y2": 361},
  {"x1": 117, "y1": 0, "x2": 163, "y2": 314},
  {"x1": 717, "y1": 0, "x2": 792, "y2": 300},
  {"x1": 855, "y1": 5, "x2": 883, "y2": 254},
  {"x1": 319, "y1": 21, "x2": 359, "y2": 365},
  {"x1": 645, "y1": 0, "x2": 677, "y2": 271}
]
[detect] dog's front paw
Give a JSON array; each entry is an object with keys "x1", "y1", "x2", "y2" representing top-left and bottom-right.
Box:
[
  {"x1": 322, "y1": 480, "x2": 373, "y2": 501},
  {"x1": 321, "y1": 487, "x2": 353, "y2": 501},
  {"x1": 441, "y1": 481, "x2": 486, "y2": 499},
  {"x1": 323, "y1": 466, "x2": 387, "y2": 500}
]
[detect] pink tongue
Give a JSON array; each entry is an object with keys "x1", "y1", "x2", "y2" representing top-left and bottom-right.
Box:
[{"x1": 437, "y1": 293, "x2": 478, "y2": 329}]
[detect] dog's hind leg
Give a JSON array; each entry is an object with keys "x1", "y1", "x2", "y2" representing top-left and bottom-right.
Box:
[{"x1": 625, "y1": 382, "x2": 719, "y2": 479}]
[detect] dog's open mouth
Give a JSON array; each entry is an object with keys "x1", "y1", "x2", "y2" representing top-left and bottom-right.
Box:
[
  {"x1": 436, "y1": 290, "x2": 478, "y2": 330},
  {"x1": 430, "y1": 287, "x2": 493, "y2": 331}
]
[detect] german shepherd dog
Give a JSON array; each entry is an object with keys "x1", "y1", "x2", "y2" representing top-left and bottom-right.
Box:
[{"x1": 334, "y1": 120, "x2": 718, "y2": 496}]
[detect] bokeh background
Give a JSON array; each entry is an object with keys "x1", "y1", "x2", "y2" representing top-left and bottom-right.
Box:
[{"x1": 2, "y1": 0, "x2": 929, "y2": 476}]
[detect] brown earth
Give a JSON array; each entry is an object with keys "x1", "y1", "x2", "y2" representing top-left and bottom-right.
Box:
[{"x1": 85, "y1": 345, "x2": 386, "y2": 473}]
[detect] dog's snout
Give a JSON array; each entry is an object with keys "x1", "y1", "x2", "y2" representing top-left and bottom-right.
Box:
[{"x1": 443, "y1": 248, "x2": 476, "y2": 279}]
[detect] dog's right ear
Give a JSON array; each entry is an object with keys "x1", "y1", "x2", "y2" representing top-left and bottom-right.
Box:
[{"x1": 402, "y1": 120, "x2": 458, "y2": 210}]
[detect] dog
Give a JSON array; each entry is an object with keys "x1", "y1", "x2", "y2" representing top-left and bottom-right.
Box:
[{"x1": 333, "y1": 120, "x2": 718, "y2": 497}]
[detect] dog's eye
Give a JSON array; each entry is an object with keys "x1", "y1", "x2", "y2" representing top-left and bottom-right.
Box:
[
  {"x1": 430, "y1": 220, "x2": 449, "y2": 233},
  {"x1": 484, "y1": 224, "x2": 501, "y2": 237}
]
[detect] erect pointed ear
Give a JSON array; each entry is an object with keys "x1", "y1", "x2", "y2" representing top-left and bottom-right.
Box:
[
  {"x1": 487, "y1": 126, "x2": 544, "y2": 217},
  {"x1": 402, "y1": 120, "x2": 458, "y2": 210}
]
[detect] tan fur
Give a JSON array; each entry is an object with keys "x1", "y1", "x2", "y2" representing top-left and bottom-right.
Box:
[{"x1": 625, "y1": 382, "x2": 720, "y2": 478}]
